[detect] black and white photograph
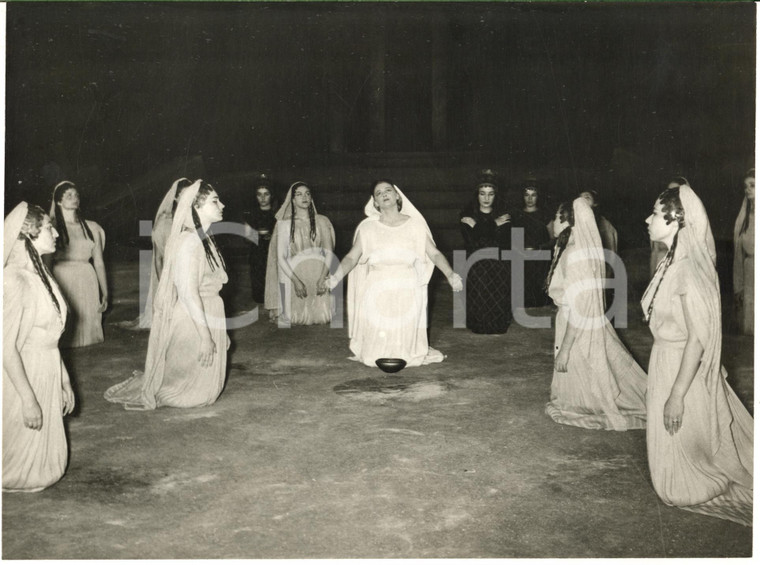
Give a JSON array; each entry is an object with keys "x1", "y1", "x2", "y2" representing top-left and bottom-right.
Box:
[{"x1": 1, "y1": 1, "x2": 755, "y2": 559}]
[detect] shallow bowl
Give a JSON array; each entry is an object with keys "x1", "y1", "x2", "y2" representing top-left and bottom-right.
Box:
[{"x1": 375, "y1": 358, "x2": 407, "y2": 373}]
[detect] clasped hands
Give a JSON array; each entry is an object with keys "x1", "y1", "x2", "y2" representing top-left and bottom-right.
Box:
[
  {"x1": 316, "y1": 274, "x2": 337, "y2": 295},
  {"x1": 315, "y1": 273, "x2": 462, "y2": 293},
  {"x1": 291, "y1": 275, "x2": 334, "y2": 297},
  {"x1": 460, "y1": 214, "x2": 511, "y2": 228}
]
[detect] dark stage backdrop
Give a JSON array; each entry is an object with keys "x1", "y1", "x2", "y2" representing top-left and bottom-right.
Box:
[{"x1": 4, "y1": 2, "x2": 755, "y2": 256}]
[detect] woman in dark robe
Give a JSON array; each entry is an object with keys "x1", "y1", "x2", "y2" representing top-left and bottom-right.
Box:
[
  {"x1": 242, "y1": 174, "x2": 279, "y2": 304},
  {"x1": 512, "y1": 185, "x2": 553, "y2": 307},
  {"x1": 459, "y1": 171, "x2": 512, "y2": 334}
]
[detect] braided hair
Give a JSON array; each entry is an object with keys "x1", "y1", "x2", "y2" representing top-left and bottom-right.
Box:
[
  {"x1": 51, "y1": 181, "x2": 94, "y2": 249},
  {"x1": 643, "y1": 186, "x2": 685, "y2": 322},
  {"x1": 289, "y1": 182, "x2": 317, "y2": 243},
  {"x1": 191, "y1": 182, "x2": 227, "y2": 273},
  {"x1": 20, "y1": 206, "x2": 61, "y2": 317},
  {"x1": 740, "y1": 169, "x2": 754, "y2": 235},
  {"x1": 544, "y1": 202, "x2": 574, "y2": 292}
]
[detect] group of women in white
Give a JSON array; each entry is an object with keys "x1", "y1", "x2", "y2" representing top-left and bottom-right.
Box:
[{"x1": 2, "y1": 171, "x2": 753, "y2": 528}]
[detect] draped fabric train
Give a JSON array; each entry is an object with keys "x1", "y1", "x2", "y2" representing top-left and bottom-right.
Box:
[{"x1": 546, "y1": 197, "x2": 647, "y2": 431}]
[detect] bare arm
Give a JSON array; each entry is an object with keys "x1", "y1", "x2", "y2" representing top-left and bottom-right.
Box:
[
  {"x1": 425, "y1": 236, "x2": 454, "y2": 278},
  {"x1": 554, "y1": 319, "x2": 578, "y2": 373},
  {"x1": 326, "y1": 233, "x2": 363, "y2": 289},
  {"x1": 663, "y1": 294, "x2": 704, "y2": 435},
  {"x1": 90, "y1": 223, "x2": 108, "y2": 312},
  {"x1": 425, "y1": 236, "x2": 462, "y2": 291},
  {"x1": 274, "y1": 222, "x2": 308, "y2": 299},
  {"x1": 317, "y1": 217, "x2": 335, "y2": 282}
]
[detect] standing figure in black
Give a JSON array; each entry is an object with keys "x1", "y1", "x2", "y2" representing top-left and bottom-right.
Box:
[
  {"x1": 512, "y1": 184, "x2": 553, "y2": 307},
  {"x1": 459, "y1": 170, "x2": 512, "y2": 334},
  {"x1": 243, "y1": 174, "x2": 279, "y2": 304}
]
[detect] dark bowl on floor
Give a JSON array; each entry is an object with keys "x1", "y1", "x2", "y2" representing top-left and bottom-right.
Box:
[{"x1": 375, "y1": 358, "x2": 407, "y2": 373}]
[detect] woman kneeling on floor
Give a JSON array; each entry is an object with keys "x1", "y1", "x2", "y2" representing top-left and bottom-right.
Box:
[
  {"x1": 104, "y1": 180, "x2": 230, "y2": 409},
  {"x1": 545, "y1": 197, "x2": 647, "y2": 431},
  {"x1": 323, "y1": 180, "x2": 463, "y2": 367},
  {"x1": 4, "y1": 202, "x2": 75, "y2": 492},
  {"x1": 642, "y1": 181, "x2": 753, "y2": 526}
]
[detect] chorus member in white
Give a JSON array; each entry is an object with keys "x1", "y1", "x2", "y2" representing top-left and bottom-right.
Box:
[
  {"x1": 264, "y1": 181, "x2": 334, "y2": 325},
  {"x1": 545, "y1": 197, "x2": 647, "y2": 430},
  {"x1": 47, "y1": 181, "x2": 107, "y2": 347},
  {"x1": 4, "y1": 203, "x2": 74, "y2": 491},
  {"x1": 322, "y1": 180, "x2": 463, "y2": 367},
  {"x1": 642, "y1": 182, "x2": 753, "y2": 526},
  {"x1": 105, "y1": 181, "x2": 230, "y2": 409},
  {"x1": 733, "y1": 168, "x2": 754, "y2": 335}
]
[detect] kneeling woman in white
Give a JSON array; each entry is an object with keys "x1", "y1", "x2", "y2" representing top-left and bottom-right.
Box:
[{"x1": 323, "y1": 181, "x2": 462, "y2": 367}]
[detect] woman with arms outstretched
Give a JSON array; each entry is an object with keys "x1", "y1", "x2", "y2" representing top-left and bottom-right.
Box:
[{"x1": 323, "y1": 180, "x2": 462, "y2": 367}]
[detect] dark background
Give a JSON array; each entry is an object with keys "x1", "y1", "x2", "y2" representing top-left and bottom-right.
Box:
[{"x1": 4, "y1": 1, "x2": 755, "y2": 256}]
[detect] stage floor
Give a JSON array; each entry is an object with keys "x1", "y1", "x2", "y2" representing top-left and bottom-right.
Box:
[{"x1": 2, "y1": 256, "x2": 753, "y2": 558}]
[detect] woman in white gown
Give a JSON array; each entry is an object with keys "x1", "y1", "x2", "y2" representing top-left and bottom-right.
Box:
[
  {"x1": 4, "y1": 202, "x2": 75, "y2": 491},
  {"x1": 324, "y1": 180, "x2": 463, "y2": 367},
  {"x1": 104, "y1": 180, "x2": 230, "y2": 410},
  {"x1": 733, "y1": 169, "x2": 754, "y2": 335},
  {"x1": 117, "y1": 177, "x2": 194, "y2": 330},
  {"x1": 264, "y1": 182, "x2": 335, "y2": 326},
  {"x1": 642, "y1": 182, "x2": 753, "y2": 526},
  {"x1": 545, "y1": 197, "x2": 647, "y2": 431}
]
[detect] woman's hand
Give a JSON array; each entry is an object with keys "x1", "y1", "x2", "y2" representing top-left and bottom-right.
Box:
[
  {"x1": 198, "y1": 335, "x2": 216, "y2": 367},
  {"x1": 495, "y1": 213, "x2": 511, "y2": 226},
  {"x1": 316, "y1": 276, "x2": 329, "y2": 295},
  {"x1": 62, "y1": 382, "x2": 75, "y2": 416},
  {"x1": 554, "y1": 347, "x2": 570, "y2": 373},
  {"x1": 663, "y1": 394, "x2": 685, "y2": 435},
  {"x1": 292, "y1": 277, "x2": 308, "y2": 299},
  {"x1": 448, "y1": 273, "x2": 463, "y2": 292},
  {"x1": 460, "y1": 217, "x2": 476, "y2": 228},
  {"x1": 22, "y1": 397, "x2": 43, "y2": 430},
  {"x1": 98, "y1": 293, "x2": 109, "y2": 313}
]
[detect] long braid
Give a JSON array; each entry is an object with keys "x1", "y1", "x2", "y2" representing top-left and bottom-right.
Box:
[
  {"x1": 545, "y1": 227, "x2": 571, "y2": 292},
  {"x1": 308, "y1": 202, "x2": 317, "y2": 241},
  {"x1": 644, "y1": 231, "x2": 679, "y2": 322},
  {"x1": 206, "y1": 230, "x2": 227, "y2": 272},
  {"x1": 544, "y1": 202, "x2": 574, "y2": 292},
  {"x1": 191, "y1": 206, "x2": 225, "y2": 272},
  {"x1": 23, "y1": 236, "x2": 62, "y2": 317},
  {"x1": 289, "y1": 195, "x2": 296, "y2": 243},
  {"x1": 644, "y1": 185, "x2": 685, "y2": 322},
  {"x1": 53, "y1": 201, "x2": 69, "y2": 248}
]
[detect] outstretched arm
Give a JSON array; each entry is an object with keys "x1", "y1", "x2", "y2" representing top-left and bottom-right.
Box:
[
  {"x1": 425, "y1": 236, "x2": 462, "y2": 291},
  {"x1": 323, "y1": 233, "x2": 363, "y2": 292}
]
